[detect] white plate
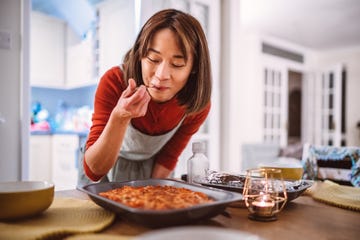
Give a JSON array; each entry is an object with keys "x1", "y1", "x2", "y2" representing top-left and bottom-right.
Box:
[{"x1": 136, "y1": 226, "x2": 263, "y2": 240}]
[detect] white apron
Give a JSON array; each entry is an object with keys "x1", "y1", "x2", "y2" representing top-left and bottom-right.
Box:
[{"x1": 78, "y1": 117, "x2": 184, "y2": 186}]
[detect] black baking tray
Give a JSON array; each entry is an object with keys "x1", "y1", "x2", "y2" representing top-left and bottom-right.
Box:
[{"x1": 78, "y1": 178, "x2": 243, "y2": 227}]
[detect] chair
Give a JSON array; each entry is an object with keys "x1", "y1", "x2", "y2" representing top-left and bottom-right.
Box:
[{"x1": 301, "y1": 144, "x2": 360, "y2": 187}]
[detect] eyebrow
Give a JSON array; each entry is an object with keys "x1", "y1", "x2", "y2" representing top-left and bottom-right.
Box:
[{"x1": 148, "y1": 48, "x2": 185, "y2": 59}]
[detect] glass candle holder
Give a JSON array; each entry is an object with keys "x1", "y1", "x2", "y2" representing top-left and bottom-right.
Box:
[{"x1": 243, "y1": 168, "x2": 287, "y2": 221}]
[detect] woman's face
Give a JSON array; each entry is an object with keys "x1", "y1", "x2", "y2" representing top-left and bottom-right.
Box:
[{"x1": 141, "y1": 28, "x2": 193, "y2": 103}]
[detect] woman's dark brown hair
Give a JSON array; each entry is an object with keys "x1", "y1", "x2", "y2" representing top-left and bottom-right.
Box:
[{"x1": 122, "y1": 9, "x2": 212, "y2": 114}]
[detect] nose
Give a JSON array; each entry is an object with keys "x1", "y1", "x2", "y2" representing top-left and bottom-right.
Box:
[{"x1": 155, "y1": 61, "x2": 171, "y2": 80}]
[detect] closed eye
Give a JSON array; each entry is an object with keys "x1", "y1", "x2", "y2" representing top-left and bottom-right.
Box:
[
  {"x1": 147, "y1": 57, "x2": 159, "y2": 63},
  {"x1": 172, "y1": 63, "x2": 185, "y2": 68}
]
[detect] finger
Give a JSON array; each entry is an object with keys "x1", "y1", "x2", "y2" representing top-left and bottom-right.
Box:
[
  {"x1": 137, "y1": 101, "x2": 150, "y2": 117},
  {"x1": 123, "y1": 78, "x2": 137, "y2": 97},
  {"x1": 133, "y1": 92, "x2": 151, "y2": 117},
  {"x1": 128, "y1": 78, "x2": 137, "y2": 90},
  {"x1": 129, "y1": 85, "x2": 150, "y2": 104}
]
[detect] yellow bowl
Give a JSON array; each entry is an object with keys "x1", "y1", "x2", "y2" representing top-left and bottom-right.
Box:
[
  {"x1": 260, "y1": 167, "x2": 303, "y2": 180},
  {"x1": 259, "y1": 158, "x2": 304, "y2": 180},
  {"x1": 0, "y1": 181, "x2": 54, "y2": 220}
]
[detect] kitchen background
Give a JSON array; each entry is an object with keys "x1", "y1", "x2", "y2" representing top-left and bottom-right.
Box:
[
  {"x1": 1, "y1": 0, "x2": 360, "y2": 190},
  {"x1": 30, "y1": 86, "x2": 96, "y2": 190},
  {"x1": 29, "y1": 0, "x2": 139, "y2": 190},
  {"x1": 31, "y1": 86, "x2": 95, "y2": 133},
  {"x1": 28, "y1": 0, "x2": 219, "y2": 190}
]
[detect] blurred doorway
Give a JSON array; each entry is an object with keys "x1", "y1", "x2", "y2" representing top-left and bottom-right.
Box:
[{"x1": 288, "y1": 71, "x2": 302, "y2": 145}]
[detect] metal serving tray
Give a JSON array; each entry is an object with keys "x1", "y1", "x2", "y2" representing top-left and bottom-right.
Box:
[
  {"x1": 78, "y1": 178, "x2": 243, "y2": 227},
  {"x1": 195, "y1": 178, "x2": 313, "y2": 202}
]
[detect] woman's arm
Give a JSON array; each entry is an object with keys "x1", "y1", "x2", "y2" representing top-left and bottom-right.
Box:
[
  {"x1": 152, "y1": 163, "x2": 172, "y2": 178},
  {"x1": 85, "y1": 76, "x2": 151, "y2": 177}
]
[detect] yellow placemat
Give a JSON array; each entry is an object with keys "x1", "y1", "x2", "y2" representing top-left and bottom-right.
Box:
[
  {"x1": 306, "y1": 180, "x2": 360, "y2": 211},
  {"x1": 0, "y1": 197, "x2": 116, "y2": 240},
  {"x1": 64, "y1": 233, "x2": 133, "y2": 240}
]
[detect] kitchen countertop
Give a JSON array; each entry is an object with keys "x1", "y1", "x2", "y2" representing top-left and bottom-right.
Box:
[
  {"x1": 56, "y1": 185, "x2": 360, "y2": 240},
  {"x1": 31, "y1": 130, "x2": 89, "y2": 137}
]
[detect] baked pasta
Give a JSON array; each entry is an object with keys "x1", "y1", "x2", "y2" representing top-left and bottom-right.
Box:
[{"x1": 99, "y1": 185, "x2": 214, "y2": 210}]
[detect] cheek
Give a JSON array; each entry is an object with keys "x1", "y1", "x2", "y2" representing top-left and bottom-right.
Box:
[
  {"x1": 177, "y1": 70, "x2": 191, "y2": 84},
  {"x1": 141, "y1": 61, "x2": 151, "y2": 81},
  {"x1": 174, "y1": 74, "x2": 190, "y2": 90}
]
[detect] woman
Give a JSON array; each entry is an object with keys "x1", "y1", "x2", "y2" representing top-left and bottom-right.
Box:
[{"x1": 78, "y1": 9, "x2": 212, "y2": 185}]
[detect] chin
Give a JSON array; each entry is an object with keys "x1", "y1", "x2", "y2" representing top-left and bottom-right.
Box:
[{"x1": 150, "y1": 94, "x2": 173, "y2": 103}]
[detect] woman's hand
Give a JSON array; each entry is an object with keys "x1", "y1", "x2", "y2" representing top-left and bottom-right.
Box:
[{"x1": 114, "y1": 78, "x2": 151, "y2": 119}]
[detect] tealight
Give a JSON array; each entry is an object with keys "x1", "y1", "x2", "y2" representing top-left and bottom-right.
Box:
[
  {"x1": 251, "y1": 195, "x2": 275, "y2": 217},
  {"x1": 243, "y1": 168, "x2": 287, "y2": 221}
]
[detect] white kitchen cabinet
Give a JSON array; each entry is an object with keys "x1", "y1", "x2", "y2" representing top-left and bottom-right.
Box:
[
  {"x1": 30, "y1": 11, "x2": 96, "y2": 88},
  {"x1": 66, "y1": 27, "x2": 97, "y2": 88},
  {"x1": 30, "y1": 11, "x2": 66, "y2": 88},
  {"x1": 29, "y1": 135, "x2": 52, "y2": 182},
  {"x1": 29, "y1": 134, "x2": 80, "y2": 191},
  {"x1": 52, "y1": 134, "x2": 79, "y2": 191}
]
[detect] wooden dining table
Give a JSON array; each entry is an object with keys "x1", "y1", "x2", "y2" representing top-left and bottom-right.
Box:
[{"x1": 56, "y1": 185, "x2": 360, "y2": 240}]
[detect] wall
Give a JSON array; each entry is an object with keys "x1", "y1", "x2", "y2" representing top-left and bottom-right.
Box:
[
  {"x1": 0, "y1": 0, "x2": 29, "y2": 181},
  {"x1": 221, "y1": 1, "x2": 265, "y2": 173},
  {"x1": 220, "y1": 0, "x2": 241, "y2": 172},
  {"x1": 98, "y1": 0, "x2": 136, "y2": 77}
]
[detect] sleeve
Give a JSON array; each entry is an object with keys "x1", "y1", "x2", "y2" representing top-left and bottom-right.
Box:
[
  {"x1": 83, "y1": 155, "x2": 104, "y2": 181},
  {"x1": 83, "y1": 67, "x2": 126, "y2": 181},
  {"x1": 85, "y1": 66, "x2": 126, "y2": 150},
  {"x1": 154, "y1": 102, "x2": 211, "y2": 170}
]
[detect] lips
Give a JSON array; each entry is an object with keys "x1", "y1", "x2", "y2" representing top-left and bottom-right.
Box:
[{"x1": 149, "y1": 85, "x2": 168, "y2": 91}]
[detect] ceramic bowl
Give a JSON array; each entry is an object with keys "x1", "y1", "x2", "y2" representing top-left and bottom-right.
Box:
[{"x1": 0, "y1": 181, "x2": 54, "y2": 220}]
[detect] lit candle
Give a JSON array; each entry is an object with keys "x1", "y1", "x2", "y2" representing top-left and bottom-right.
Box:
[{"x1": 251, "y1": 195, "x2": 275, "y2": 217}]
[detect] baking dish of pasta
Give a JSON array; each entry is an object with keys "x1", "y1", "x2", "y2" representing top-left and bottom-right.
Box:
[{"x1": 78, "y1": 178, "x2": 242, "y2": 227}]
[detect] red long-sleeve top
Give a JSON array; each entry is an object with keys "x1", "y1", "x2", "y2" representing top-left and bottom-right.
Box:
[{"x1": 84, "y1": 66, "x2": 210, "y2": 181}]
